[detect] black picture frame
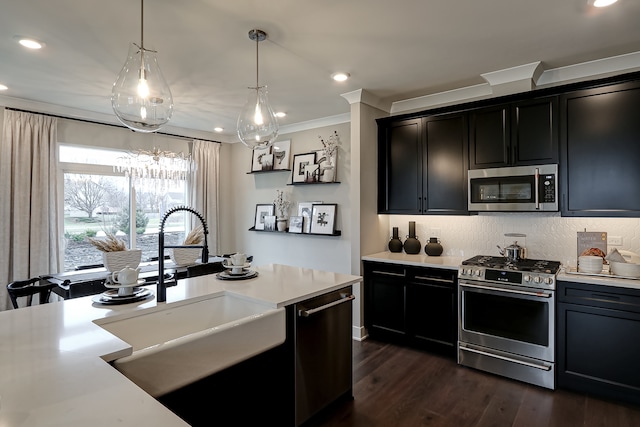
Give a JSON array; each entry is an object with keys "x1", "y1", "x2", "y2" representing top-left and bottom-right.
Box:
[
  {"x1": 292, "y1": 152, "x2": 316, "y2": 183},
  {"x1": 251, "y1": 146, "x2": 272, "y2": 172},
  {"x1": 310, "y1": 203, "x2": 337, "y2": 234},
  {"x1": 254, "y1": 204, "x2": 275, "y2": 230}
]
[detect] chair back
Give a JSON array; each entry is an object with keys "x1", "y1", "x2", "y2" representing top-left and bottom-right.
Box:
[{"x1": 7, "y1": 277, "x2": 57, "y2": 309}]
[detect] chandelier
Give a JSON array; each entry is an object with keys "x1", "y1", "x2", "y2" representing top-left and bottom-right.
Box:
[{"x1": 115, "y1": 147, "x2": 194, "y2": 183}]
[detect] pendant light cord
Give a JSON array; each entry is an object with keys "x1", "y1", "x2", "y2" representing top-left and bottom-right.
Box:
[
  {"x1": 140, "y1": 0, "x2": 144, "y2": 49},
  {"x1": 255, "y1": 32, "x2": 259, "y2": 88}
]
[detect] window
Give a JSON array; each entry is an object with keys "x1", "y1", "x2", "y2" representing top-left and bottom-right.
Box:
[{"x1": 60, "y1": 144, "x2": 189, "y2": 271}]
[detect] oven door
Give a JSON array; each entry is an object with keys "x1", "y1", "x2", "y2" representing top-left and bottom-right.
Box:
[{"x1": 459, "y1": 279, "x2": 554, "y2": 362}]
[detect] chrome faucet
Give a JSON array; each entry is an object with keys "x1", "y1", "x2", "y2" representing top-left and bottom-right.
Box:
[{"x1": 157, "y1": 206, "x2": 209, "y2": 302}]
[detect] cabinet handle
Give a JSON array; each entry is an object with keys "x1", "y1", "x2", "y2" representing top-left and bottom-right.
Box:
[
  {"x1": 460, "y1": 346, "x2": 552, "y2": 371},
  {"x1": 414, "y1": 275, "x2": 454, "y2": 284},
  {"x1": 591, "y1": 293, "x2": 620, "y2": 302},
  {"x1": 298, "y1": 294, "x2": 355, "y2": 317},
  {"x1": 373, "y1": 270, "x2": 405, "y2": 277}
]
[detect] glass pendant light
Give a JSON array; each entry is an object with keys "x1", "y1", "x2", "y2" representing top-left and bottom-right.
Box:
[
  {"x1": 237, "y1": 29, "x2": 279, "y2": 150},
  {"x1": 111, "y1": 0, "x2": 173, "y2": 133}
]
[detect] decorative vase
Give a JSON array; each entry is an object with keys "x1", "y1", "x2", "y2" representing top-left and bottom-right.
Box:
[
  {"x1": 102, "y1": 249, "x2": 142, "y2": 273},
  {"x1": 322, "y1": 166, "x2": 335, "y2": 183},
  {"x1": 403, "y1": 221, "x2": 421, "y2": 254},
  {"x1": 425, "y1": 237, "x2": 443, "y2": 256},
  {"x1": 388, "y1": 227, "x2": 403, "y2": 253},
  {"x1": 277, "y1": 218, "x2": 288, "y2": 232},
  {"x1": 169, "y1": 246, "x2": 201, "y2": 266}
]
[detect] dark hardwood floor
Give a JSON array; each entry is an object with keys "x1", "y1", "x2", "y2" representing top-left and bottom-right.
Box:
[{"x1": 306, "y1": 339, "x2": 640, "y2": 427}]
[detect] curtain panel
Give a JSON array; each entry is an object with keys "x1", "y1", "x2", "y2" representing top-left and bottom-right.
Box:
[
  {"x1": 0, "y1": 110, "x2": 61, "y2": 310},
  {"x1": 190, "y1": 140, "x2": 220, "y2": 255}
]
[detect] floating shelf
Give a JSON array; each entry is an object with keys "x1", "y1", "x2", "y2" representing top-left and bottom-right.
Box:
[
  {"x1": 248, "y1": 227, "x2": 341, "y2": 237},
  {"x1": 287, "y1": 181, "x2": 341, "y2": 186},
  {"x1": 247, "y1": 169, "x2": 291, "y2": 175}
]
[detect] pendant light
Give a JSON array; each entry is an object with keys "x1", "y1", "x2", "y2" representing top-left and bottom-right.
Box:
[
  {"x1": 111, "y1": 0, "x2": 173, "y2": 133},
  {"x1": 237, "y1": 29, "x2": 279, "y2": 150}
]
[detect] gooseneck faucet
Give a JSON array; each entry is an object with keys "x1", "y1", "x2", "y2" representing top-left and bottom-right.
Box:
[{"x1": 157, "y1": 206, "x2": 209, "y2": 302}]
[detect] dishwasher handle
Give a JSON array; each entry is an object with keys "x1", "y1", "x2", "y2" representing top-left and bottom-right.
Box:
[{"x1": 298, "y1": 293, "x2": 355, "y2": 317}]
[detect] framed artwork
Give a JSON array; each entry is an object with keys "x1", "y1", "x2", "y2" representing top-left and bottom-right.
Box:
[
  {"x1": 315, "y1": 149, "x2": 338, "y2": 180},
  {"x1": 292, "y1": 152, "x2": 316, "y2": 183},
  {"x1": 297, "y1": 201, "x2": 321, "y2": 233},
  {"x1": 251, "y1": 146, "x2": 271, "y2": 172},
  {"x1": 304, "y1": 164, "x2": 320, "y2": 183},
  {"x1": 261, "y1": 153, "x2": 274, "y2": 171},
  {"x1": 272, "y1": 140, "x2": 291, "y2": 170},
  {"x1": 254, "y1": 204, "x2": 275, "y2": 230},
  {"x1": 310, "y1": 203, "x2": 337, "y2": 235},
  {"x1": 288, "y1": 216, "x2": 303, "y2": 234},
  {"x1": 263, "y1": 215, "x2": 276, "y2": 232}
]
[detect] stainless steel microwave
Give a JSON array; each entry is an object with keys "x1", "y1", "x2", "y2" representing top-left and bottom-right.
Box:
[{"x1": 468, "y1": 164, "x2": 558, "y2": 212}]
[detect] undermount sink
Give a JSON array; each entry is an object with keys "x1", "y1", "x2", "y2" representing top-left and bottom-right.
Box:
[{"x1": 95, "y1": 293, "x2": 286, "y2": 397}]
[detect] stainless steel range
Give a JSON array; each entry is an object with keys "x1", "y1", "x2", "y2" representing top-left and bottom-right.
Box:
[{"x1": 457, "y1": 255, "x2": 561, "y2": 390}]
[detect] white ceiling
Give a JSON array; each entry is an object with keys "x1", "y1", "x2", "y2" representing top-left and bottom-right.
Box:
[{"x1": 1, "y1": 0, "x2": 640, "y2": 141}]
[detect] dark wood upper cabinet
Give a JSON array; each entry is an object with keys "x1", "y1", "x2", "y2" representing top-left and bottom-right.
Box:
[
  {"x1": 560, "y1": 81, "x2": 640, "y2": 217},
  {"x1": 469, "y1": 96, "x2": 559, "y2": 169},
  {"x1": 377, "y1": 113, "x2": 468, "y2": 215}
]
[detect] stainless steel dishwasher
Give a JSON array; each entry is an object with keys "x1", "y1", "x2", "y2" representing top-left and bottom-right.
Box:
[{"x1": 294, "y1": 286, "x2": 354, "y2": 426}]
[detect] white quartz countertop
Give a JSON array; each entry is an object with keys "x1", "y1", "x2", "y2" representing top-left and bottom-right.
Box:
[
  {"x1": 0, "y1": 264, "x2": 362, "y2": 426},
  {"x1": 361, "y1": 251, "x2": 464, "y2": 270}
]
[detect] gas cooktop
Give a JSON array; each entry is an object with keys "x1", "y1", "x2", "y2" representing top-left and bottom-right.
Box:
[{"x1": 462, "y1": 255, "x2": 561, "y2": 274}]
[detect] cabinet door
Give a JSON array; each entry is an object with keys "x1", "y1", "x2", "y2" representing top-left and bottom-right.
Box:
[
  {"x1": 561, "y1": 81, "x2": 640, "y2": 216},
  {"x1": 469, "y1": 105, "x2": 510, "y2": 169},
  {"x1": 363, "y1": 263, "x2": 407, "y2": 341},
  {"x1": 377, "y1": 118, "x2": 423, "y2": 214},
  {"x1": 424, "y1": 114, "x2": 469, "y2": 214},
  {"x1": 406, "y1": 268, "x2": 457, "y2": 357},
  {"x1": 512, "y1": 96, "x2": 558, "y2": 165}
]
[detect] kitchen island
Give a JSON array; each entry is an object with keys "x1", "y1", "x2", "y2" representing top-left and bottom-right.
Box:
[{"x1": 0, "y1": 264, "x2": 362, "y2": 426}]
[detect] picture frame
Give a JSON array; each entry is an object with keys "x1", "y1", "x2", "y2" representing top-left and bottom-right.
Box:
[
  {"x1": 288, "y1": 216, "x2": 303, "y2": 234},
  {"x1": 292, "y1": 152, "x2": 316, "y2": 183},
  {"x1": 310, "y1": 203, "x2": 337, "y2": 235},
  {"x1": 304, "y1": 164, "x2": 320, "y2": 183},
  {"x1": 272, "y1": 140, "x2": 291, "y2": 170},
  {"x1": 263, "y1": 215, "x2": 276, "y2": 232},
  {"x1": 314, "y1": 149, "x2": 338, "y2": 181},
  {"x1": 261, "y1": 153, "x2": 274, "y2": 171},
  {"x1": 297, "y1": 201, "x2": 322, "y2": 233},
  {"x1": 254, "y1": 204, "x2": 275, "y2": 230},
  {"x1": 251, "y1": 146, "x2": 271, "y2": 172}
]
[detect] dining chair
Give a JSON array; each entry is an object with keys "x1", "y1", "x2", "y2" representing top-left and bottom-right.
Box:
[{"x1": 7, "y1": 277, "x2": 57, "y2": 309}]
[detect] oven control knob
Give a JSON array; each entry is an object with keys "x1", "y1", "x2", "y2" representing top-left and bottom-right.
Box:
[
  {"x1": 544, "y1": 277, "x2": 554, "y2": 285},
  {"x1": 474, "y1": 269, "x2": 482, "y2": 277},
  {"x1": 533, "y1": 276, "x2": 542, "y2": 284},
  {"x1": 524, "y1": 275, "x2": 532, "y2": 282}
]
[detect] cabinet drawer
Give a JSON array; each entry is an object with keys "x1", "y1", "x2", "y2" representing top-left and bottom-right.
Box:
[{"x1": 558, "y1": 281, "x2": 640, "y2": 314}]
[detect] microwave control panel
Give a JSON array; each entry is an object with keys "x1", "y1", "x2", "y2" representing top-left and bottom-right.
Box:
[{"x1": 539, "y1": 174, "x2": 556, "y2": 203}]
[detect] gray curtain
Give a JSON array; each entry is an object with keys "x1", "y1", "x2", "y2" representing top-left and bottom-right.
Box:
[
  {"x1": 190, "y1": 140, "x2": 220, "y2": 256},
  {"x1": 0, "y1": 109, "x2": 61, "y2": 310}
]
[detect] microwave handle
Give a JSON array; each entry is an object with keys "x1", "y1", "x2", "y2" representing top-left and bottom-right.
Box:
[{"x1": 534, "y1": 167, "x2": 540, "y2": 210}]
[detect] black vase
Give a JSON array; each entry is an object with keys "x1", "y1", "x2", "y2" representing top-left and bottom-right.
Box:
[
  {"x1": 403, "y1": 221, "x2": 421, "y2": 254},
  {"x1": 425, "y1": 237, "x2": 443, "y2": 256},
  {"x1": 388, "y1": 227, "x2": 403, "y2": 253}
]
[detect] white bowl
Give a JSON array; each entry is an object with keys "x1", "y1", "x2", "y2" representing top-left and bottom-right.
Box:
[{"x1": 610, "y1": 261, "x2": 640, "y2": 278}]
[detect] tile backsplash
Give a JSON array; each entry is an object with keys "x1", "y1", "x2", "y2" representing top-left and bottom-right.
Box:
[{"x1": 387, "y1": 213, "x2": 640, "y2": 266}]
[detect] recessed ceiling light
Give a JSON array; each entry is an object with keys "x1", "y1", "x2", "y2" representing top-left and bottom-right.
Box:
[
  {"x1": 593, "y1": 0, "x2": 618, "y2": 7},
  {"x1": 214, "y1": 127, "x2": 224, "y2": 132},
  {"x1": 275, "y1": 112, "x2": 286, "y2": 118},
  {"x1": 13, "y1": 36, "x2": 45, "y2": 49},
  {"x1": 331, "y1": 72, "x2": 350, "y2": 82},
  {"x1": 0, "y1": 84, "x2": 8, "y2": 91}
]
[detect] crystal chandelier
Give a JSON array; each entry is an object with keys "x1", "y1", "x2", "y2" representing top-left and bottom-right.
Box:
[
  {"x1": 111, "y1": 0, "x2": 173, "y2": 133},
  {"x1": 115, "y1": 147, "x2": 193, "y2": 184},
  {"x1": 236, "y1": 29, "x2": 279, "y2": 150}
]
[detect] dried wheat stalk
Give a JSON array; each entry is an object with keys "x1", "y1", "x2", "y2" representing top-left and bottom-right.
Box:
[
  {"x1": 88, "y1": 233, "x2": 127, "y2": 252},
  {"x1": 183, "y1": 226, "x2": 204, "y2": 245}
]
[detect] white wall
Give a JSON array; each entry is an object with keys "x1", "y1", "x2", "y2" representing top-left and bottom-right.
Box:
[
  {"x1": 384, "y1": 213, "x2": 640, "y2": 267},
  {"x1": 221, "y1": 123, "x2": 353, "y2": 273}
]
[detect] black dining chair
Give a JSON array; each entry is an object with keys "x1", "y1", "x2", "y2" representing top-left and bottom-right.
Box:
[{"x1": 7, "y1": 277, "x2": 58, "y2": 309}]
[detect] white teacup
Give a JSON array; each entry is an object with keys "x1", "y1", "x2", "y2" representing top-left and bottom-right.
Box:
[{"x1": 230, "y1": 253, "x2": 247, "y2": 266}]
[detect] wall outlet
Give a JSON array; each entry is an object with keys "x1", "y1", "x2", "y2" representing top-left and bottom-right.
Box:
[{"x1": 609, "y1": 236, "x2": 623, "y2": 246}]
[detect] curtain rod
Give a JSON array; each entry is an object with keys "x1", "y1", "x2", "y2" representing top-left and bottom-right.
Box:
[{"x1": 4, "y1": 107, "x2": 222, "y2": 144}]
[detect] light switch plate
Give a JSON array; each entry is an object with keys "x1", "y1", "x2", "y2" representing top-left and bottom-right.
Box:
[{"x1": 609, "y1": 236, "x2": 623, "y2": 246}]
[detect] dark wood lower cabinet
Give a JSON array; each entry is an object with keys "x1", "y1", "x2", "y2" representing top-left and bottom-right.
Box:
[
  {"x1": 557, "y1": 280, "x2": 640, "y2": 406},
  {"x1": 363, "y1": 261, "x2": 457, "y2": 357}
]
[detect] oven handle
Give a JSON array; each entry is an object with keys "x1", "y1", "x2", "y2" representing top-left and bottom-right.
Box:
[
  {"x1": 534, "y1": 167, "x2": 540, "y2": 210},
  {"x1": 460, "y1": 346, "x2": 552, "y2": 371},
  {"x1": 460, "y1": 282, "x2": 552, "y2": 298}
]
